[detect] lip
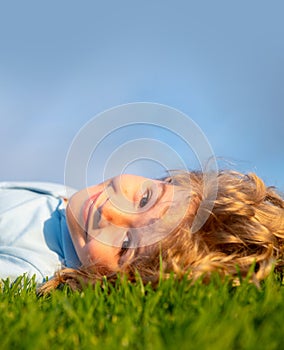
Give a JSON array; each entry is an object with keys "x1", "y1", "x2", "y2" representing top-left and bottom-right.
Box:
[{"x1": 83, "y1": 191, "x2": 103, "y2": 232}]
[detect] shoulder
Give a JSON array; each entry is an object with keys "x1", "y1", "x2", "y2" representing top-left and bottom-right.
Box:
[{"x1": 0, "y1": 181, "x2": 77, "y2": 199}]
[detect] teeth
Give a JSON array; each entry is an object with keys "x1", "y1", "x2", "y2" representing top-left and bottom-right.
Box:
[{"x1": 84, "y1": 191, "x2": 103, "y2": 232}]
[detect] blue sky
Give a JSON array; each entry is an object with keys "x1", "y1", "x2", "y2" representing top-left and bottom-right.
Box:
[{"x1": 0, "y1": 1, "x2": 284, "y2": 190}]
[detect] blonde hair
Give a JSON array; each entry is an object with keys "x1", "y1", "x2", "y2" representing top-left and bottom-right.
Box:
[{"x1": 39, "y1": 170, "x2": 284, "y2": 294}]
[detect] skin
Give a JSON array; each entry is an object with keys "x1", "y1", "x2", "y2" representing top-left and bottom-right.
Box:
[{"x1": 66, "y1": 174, "x2": 177, "y2": 269}]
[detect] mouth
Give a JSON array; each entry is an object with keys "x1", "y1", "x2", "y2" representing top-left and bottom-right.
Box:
[{"x1": 83, "y1": 191, "x2": 103, "y2": 233}]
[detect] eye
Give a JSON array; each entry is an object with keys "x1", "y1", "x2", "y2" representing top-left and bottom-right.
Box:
[
  {"x1": 139, "y1": 189, "x2": 151, "y2": 208},
  {"x1": 164, "y1": 177, "x2": 173, "y2": 184},
  {"x1": 120, "y1": 232, "x2": 131, "y2": 256},
  {"x1": 122, "y1": 235, "x2": 130, "y2": 249}
]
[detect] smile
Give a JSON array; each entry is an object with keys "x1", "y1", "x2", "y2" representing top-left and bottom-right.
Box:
[{"x1": 83, "y1": 191, "x2": 103, "y2": 232}]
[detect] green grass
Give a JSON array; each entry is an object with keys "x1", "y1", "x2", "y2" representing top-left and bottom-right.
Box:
[{"x1": 1, "y1": 273, "x2": 284, "y2": 350}]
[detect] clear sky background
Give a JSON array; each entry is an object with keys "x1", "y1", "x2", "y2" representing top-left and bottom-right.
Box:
[{"x1": 0, "y1": 1, "x2": 283, "y2": 190}]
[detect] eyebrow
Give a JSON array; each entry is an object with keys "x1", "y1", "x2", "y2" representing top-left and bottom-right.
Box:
[{"x1": 151, "y1": 182, "x2": 167, "y2": 210}]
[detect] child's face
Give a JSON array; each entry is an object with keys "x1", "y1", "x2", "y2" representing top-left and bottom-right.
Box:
[{"x1": 66, "y1": 174, "x2": 179, "y2": 269}]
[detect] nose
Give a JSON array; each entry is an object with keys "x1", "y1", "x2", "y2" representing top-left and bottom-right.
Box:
[
  {"x1": 111, "y1": 174, "x2": 141, "y2": 199},
  {"x1": 99, "y1": 175, "x2": 138, "y2": 227},
  {"x1": 99, "y1": 174, "x2": 151, "y2": 227}
]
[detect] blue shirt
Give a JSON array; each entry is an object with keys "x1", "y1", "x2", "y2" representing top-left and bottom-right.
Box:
[{"x1": 0, "y1": 182, "x2": 81, "y2": 282}]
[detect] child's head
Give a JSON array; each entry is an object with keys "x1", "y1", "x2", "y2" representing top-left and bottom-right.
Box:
[
  {"x1": 41, "y1": 170, "x2": 284, "y2": 292},
  {"x1": 66, "y1": 173, "x2": 192, "y2": 270}
]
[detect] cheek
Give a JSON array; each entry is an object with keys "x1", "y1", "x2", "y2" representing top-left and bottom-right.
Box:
[{"x1": 82, "y1": 240, "x2": 121, "y2": 269}]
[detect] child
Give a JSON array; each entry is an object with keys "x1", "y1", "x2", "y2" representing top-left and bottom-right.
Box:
[{"x1": 1, "y1": 170, "x2": 284, "y2": 293}]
